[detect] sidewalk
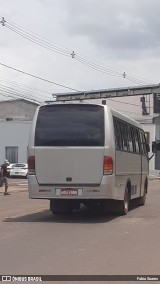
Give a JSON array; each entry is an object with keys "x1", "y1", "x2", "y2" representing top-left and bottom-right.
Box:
[{"x1": 149, "y1": 170, "x2": 160, "y2": 180}]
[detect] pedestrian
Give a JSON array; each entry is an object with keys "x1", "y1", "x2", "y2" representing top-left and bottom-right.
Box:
[{"x1": 1, "y1": 159, "x2": 10, "y2": 195}]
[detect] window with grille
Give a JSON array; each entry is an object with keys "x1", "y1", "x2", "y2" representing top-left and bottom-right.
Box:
[{"x1": 5, "y1": 147, "x2": 18, "y2": 163}]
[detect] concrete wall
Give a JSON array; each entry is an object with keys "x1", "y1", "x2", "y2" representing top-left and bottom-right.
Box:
[
  {"x1": 85, "y1": 94, "x2": 153, "y2": 121},
  {"x1": 0, "y1": 100, "x2": 38, "y2": 121},
  {"x1": 0, "y1": 121, "x2": 31, "y2": 164}
]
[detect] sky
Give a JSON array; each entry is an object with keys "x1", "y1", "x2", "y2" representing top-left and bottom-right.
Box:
[{"x1": 0, "y1": 0, "x2": 160, "y2": 104}]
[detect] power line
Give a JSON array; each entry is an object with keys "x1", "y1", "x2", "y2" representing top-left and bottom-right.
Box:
[
  {"x1": 0, "y1": 74, "x2": 153, "y2": 109},
  {"x1": 0, "y1": 75, "x2": 52, "y2": 95},
  {"x1": 0, "y1": 76, "x2": 52, "y2": 102},
  {"x1": 75, "y1": 57, "x2": 122, "y2": 77},
  {"x1": 0, "y1": 65, "x2": 154, "y2": 110},
  {"x1": 6, "y1": 24, "x2": 71, "y2": 58},
  {"x1": 0, "y1": 17, "x2": 156, "y2": 86},
  {"x1": 0, "y1": 84, "x2": 42, "y2": 104},
  {"x1": 0, "y1": 61, "x2": 80, "y2": 92},
  {"x1": 4, "y1": 20, "x2": 123, "y2": 77}
]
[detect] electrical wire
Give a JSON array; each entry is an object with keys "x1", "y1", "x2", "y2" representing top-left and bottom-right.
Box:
[
  {"x1": 1, "y1": 17, "x2": 156, "y2": 86},
  {"x1": 0, "y1": 62, "x2": 155, "y2": 109},
  {"x1": 75, "y1": 57, "x2": 122, "y2": 77},
  {"x1": 5, "y1": 19, "x2": 71, "y2": 56},
  {"x1": 0, "y1": 77, "x2": 52, "y2": 102},
  {"x1": 107, "y1": 98, "x2": 141, "y2": 107},
  {"x1": 0, "y1": 79, "x2": 51, "y2": 103},
  {"x1": 5, "y1": 21, "x2": 124, "y2": 78},
  {"x1": 0, "y1": 61, "x2": 80, "y2": 92},
  {"x1": 6, "y1": 24, "x2": 71, "y2": 57},
  {"x1": 0, "y1": 18, "x2": 157, "y2": 109},
  {"x1": 0, "y1": 85, "x2": 42, "y2": 104},
  {"x1": 0, "y1": 75, "x2": 52, "y2": 95},
  {"x1": 0, "y1": 69, "x2": 154, "y2": 111}
]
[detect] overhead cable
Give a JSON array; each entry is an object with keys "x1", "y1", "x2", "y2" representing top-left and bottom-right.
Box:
[
  {"x1": 0, "y1": 77, "x2": 52, "y2": 102},
  {"x1": 0, "y1": 61, "x2": 80, "y2": 92},
  {"x1": 0, "y1": 17, "x2": 156, "y2": 85}
]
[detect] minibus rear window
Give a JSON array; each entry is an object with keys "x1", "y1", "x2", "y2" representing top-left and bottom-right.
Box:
[{"x1": 35, "y1": 104, "x2": 104, "y2": 146}]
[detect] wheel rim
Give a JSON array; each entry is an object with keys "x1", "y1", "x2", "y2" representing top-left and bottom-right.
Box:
[
  {"x1": 143, "y1": 193, "x2": 146, "y2": 202},
  {"x1": 124, "y1": 190, "x2": 129, "y2": 213}
]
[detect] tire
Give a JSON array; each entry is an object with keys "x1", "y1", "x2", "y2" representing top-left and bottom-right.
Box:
[
  {"x1": 119, "y1": 187, "x2": 129, "y2": 215},
  {"x1": 137, "y1": 194, "x2": 146, "y2": 206},
  {"x1": 137, "y1": 179, "x2": 147, "y2": 206}
]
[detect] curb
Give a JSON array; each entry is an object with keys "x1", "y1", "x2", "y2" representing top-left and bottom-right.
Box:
[{"x1": 149, "y1": 176, "x2": 160, "y2": 180}]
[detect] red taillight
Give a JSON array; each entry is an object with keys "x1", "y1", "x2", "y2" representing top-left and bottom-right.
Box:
[
  {"x1": 103, "y1": 156, "x2": 113, "y2": 175},
  {"x1": 28, "y1": 156, "x2": 35, "y2": 174}
]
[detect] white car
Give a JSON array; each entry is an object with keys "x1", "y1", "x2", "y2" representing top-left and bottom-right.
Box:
[
  {"x1": 10, "y1": 163, "x2": 28, "y2": 178},
  {"x1": 7, "y1": 163, "x2": 15, "y2": 177}
]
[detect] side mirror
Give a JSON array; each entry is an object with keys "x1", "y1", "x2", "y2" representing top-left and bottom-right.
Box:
[
  {"x1": 152, "y1": 141, "x2": 157, "y2": 153},
  {"x1": 152, "y1": 140, "x2": 160, "y2": 153}
]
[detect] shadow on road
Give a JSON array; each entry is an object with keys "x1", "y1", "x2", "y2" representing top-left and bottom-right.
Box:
[
  {"x1": 3, "y1": 206, "x2": 120, "y2": 224},
  {"x1": 3, "y1": 200, "x2": 140, "y2": 224}
]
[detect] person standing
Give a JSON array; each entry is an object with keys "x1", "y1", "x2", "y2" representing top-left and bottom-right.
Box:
[{"x1": 1, "y1": 159, "x2": 10, "y2": 195}]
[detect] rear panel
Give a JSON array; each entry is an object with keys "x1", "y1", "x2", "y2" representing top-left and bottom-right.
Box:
[{"x1": 28, "y1": 104, "x2": 115, "y2": 197}]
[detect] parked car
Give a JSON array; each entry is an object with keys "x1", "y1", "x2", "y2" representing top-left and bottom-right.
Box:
[
  {"x1": 7, "y1": 163, "x2": 15, "y2": 177},
  {"x1": 10, "y1": 163, "x2": 28, "y2": 178}
]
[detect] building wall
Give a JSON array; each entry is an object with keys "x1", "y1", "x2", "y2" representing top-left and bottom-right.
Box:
[
  {"x1": 0, "y1": 100, "x2": 38, "y2": 120},
  {"x1": 86, "y1": 94, "x2": 153, "y2": 120},
  {"x1": 0, "y1": 121, "x2": 31, "y2": 164}
]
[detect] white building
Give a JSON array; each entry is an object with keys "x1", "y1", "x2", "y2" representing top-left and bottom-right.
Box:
[{"x1": 0, "y1": 99, "x2": 39, "y2": 164}]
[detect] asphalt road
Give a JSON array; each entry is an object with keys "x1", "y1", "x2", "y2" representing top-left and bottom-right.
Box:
[{"x1": 0, "y1": 178, "x2": 160, "y2": 283}]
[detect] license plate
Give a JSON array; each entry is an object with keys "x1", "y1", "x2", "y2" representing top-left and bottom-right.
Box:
[{"x1": 60, "y1": 188, "x2": 78, "y2": 195}]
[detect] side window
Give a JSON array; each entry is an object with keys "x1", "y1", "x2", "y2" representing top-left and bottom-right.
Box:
[
  {"x1": 5, "y1": 146, "x2": 18, "y2": 163},
  {"x1": 121, "y1": 123, "x2": 128, "y2": 151},
  {"x1": 132, "y1": 128, "x2": 140, "y2": 154},
  {"x1": 130, "y1": 127, "x2": 136, "y2": 153},
  {"x1": 127, "y1": 125, "x2": 134, "y2": 152},
  {"x1": 113, "y1": 118, "x2": 123, "y2": 150},
  {"x1": 136, "y1": 129, "x2": 142, "y2": 153},
  {"x1": 140, "y1": 131, "x2": 148, "y2": 155},
  {"x1": 113, "y1": 118, "x2": 143, "y2": 155},
  {"x1": 145, "y1": 132, "x2": 150, "y2": 144}
]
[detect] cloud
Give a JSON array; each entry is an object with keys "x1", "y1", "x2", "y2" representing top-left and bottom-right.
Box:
[
  {"x1": 1, "y1": 0, "x2": 160, "y2": 96},
  {"x1": 64, "y1": 0, "x2": 160, "y2": 58}
]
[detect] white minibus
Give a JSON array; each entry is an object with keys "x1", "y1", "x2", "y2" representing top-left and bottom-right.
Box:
[{"x1": 28, "y1": 103, "x2": 151, "y2": 215}]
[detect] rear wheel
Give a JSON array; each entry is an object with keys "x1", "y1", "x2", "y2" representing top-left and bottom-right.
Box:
[
  {"x1": 137, "y1": 179, "x2": 147, "y2": 206},
  {"x1": 119, "y1": 187, "x2": 129, "y2": 215},
  {"x1": 137, "y1": 194, "x2": 146, "y2": 206}
]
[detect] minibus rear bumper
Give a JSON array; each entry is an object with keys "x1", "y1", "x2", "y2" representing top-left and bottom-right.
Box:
[{"x1": 28, "y1": 175, "x2": 124, "y2": 201}]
